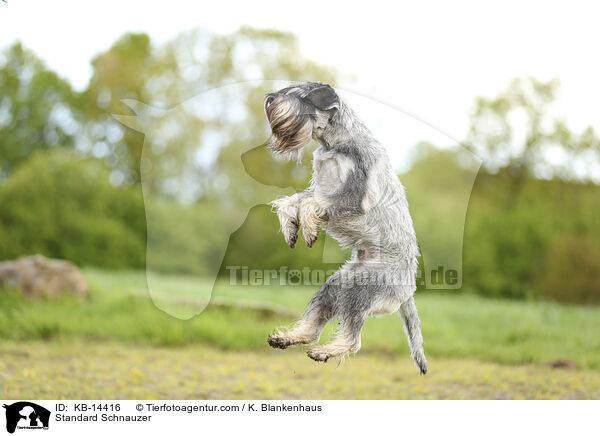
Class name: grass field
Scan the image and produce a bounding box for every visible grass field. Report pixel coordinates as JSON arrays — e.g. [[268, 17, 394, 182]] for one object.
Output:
[[2, 340, 600, 399], [1, 269, 600, 399]]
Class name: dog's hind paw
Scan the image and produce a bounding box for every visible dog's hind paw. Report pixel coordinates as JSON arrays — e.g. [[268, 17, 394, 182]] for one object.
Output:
[[306, 348, 331, 362], [307, 343, 358, 363]]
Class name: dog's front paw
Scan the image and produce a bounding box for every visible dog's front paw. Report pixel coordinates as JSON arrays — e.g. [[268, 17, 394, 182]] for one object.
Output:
[[272, 198, 300, 248], [282, 220, 299, 248], [298, 199, 326, 248], [301, 223, 319, 248]]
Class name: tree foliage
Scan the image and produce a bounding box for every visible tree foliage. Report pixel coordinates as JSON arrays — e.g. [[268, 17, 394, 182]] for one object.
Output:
[[467, 76, 600, 182], [0, 43, 83, 179], [0, 31, 598, 305], [0, 150, 146, 269], [82, 28, 336, 187]]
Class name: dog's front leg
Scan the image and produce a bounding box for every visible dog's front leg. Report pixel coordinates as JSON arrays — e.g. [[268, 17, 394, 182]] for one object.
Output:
[[270, 193, 306, 248], [298, 195, 329, 248]]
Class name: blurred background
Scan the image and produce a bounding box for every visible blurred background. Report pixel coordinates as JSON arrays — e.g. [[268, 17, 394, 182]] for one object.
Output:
[[0, 1, 599, 399]]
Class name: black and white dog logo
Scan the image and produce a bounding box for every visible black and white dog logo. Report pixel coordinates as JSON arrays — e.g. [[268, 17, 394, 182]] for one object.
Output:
[[3, 402, 50, 434]]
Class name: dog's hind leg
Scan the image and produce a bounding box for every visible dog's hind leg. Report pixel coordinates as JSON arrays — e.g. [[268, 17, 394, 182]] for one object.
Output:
[[306, 309, 366, 362], [306, 266, 376, 362], [267, 271, 339, 350], [306, 264, 405, 362]]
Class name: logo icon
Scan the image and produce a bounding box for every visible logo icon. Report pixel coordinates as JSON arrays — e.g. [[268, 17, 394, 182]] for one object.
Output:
[[2, 402, 50, 434]]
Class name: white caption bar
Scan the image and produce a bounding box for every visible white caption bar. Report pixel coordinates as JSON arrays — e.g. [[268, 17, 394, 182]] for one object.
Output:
[[0, 400, 596, 436]]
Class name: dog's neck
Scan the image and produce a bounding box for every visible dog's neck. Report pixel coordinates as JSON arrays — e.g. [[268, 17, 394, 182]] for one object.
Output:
[[317, 103, 374, 151]]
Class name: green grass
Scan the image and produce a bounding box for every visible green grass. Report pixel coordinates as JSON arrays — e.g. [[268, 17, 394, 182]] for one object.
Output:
[[1, 269, 599, 370], [1, 340, 599, 399]]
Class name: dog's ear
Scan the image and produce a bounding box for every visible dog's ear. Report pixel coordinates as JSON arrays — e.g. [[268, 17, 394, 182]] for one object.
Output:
[[305, 85, 340, 111]]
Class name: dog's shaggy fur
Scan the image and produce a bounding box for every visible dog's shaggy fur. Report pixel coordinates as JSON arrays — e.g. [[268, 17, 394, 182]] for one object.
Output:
[[265, 82, 427, 374]]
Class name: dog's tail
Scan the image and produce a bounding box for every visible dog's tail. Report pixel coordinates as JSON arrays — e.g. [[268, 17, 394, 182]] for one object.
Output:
[[399, 296, 428, 375]]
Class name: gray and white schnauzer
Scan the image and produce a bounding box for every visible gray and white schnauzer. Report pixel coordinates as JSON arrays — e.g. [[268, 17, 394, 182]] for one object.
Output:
[[264, 82, 427, 374]]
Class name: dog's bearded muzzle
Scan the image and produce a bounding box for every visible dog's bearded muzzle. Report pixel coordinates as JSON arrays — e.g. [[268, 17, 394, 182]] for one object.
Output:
[[265, 94, 313, 153]]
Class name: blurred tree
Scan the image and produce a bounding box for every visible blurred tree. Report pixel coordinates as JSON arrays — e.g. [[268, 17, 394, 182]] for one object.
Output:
[[466, 76, 600, 183], [400, 145, 600, 302], [84, 27, 337, 192], [2, 31, 600, 305], [535, 234, 600, 304], [81, 27, 339, 282], [0, 150, 146, 268], [0, 42, 83, 180], [463, 76, 600, 302], [83, 33, 153, 185]]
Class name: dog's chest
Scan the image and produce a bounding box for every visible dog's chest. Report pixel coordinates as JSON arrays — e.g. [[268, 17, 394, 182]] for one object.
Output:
[[312, 148, 354, 195]]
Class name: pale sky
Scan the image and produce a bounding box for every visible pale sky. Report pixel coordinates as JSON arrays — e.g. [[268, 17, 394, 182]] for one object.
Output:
[[1, 0, 599, 148]]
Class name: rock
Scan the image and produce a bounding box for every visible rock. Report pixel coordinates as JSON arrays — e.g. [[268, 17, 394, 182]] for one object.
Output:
[[0, 255, 88, 298]]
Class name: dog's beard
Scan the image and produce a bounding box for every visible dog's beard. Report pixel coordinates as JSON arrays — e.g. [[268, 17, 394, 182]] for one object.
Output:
[[266, 96, 313, 155]]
